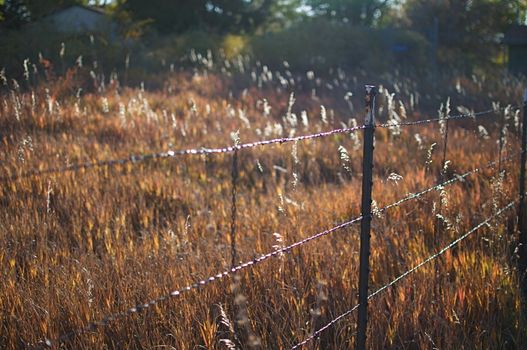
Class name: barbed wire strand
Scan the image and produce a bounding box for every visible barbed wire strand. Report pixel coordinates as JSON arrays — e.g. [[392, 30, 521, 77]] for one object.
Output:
[[33, 151, 516, 349], [291, 200, 516, 349], [4, 105, 518, 183], [2, 125, 362, 182], [377, 107, 499, 129]]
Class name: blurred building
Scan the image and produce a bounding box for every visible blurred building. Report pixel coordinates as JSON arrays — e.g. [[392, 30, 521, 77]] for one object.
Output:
[[504, 25, 527, 75]]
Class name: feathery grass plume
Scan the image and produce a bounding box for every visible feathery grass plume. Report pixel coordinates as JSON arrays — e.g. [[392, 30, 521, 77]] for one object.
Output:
[[23, 59, 30, 81], [399, 100, 407, 119], [492, 101, 501, 113], [320, 105, 328, 124], [291, 141, 300, 189], [30, 91, 36, 115], [272, 232, 284, 257], [414, 133, 423, 149], [491, 171, 505, 214], [119, 103, 126, 126], [46, 180, 54, 214], [455, 78, 463, 94], [311, 88, 318, 100], [263, 99, 271, 117], [273, 123, 283, 136], [384, 88, 401, 136], [309, 279, 328, 345], [59, 42, 65, 59], [231, 274, 260, 348], [338, 145, 352, 174], [0, 68, 7, 86], [478, 125, 490, 140], [230, 130, 241, 147], [456, 105, 475, 119], [11, 78, 20, 91], [86, 275, 94, 306], [255, 159, 264, 173], [277, 192, 286, 215], [513, 107, 520, 132], [220, 339, 237, 350], [387, 172, 403, 184], [436, 160, 451, 212], [371, 199, 384, 219], [216, 303, 238, 349], [283, 93, 297, 129], [238, 109, 251, 129], [425, 142, 437, 170], [438, 97, 451, 136], [344, 92, 354, 113], [300, 110, 309, 130], [17, 136, 33, 163], [188, 99, 198, 116], [101, 97, 110, 114], [10, 90, 21, 121], [347, 118, 361, 151], [31, 63, 38, 77]]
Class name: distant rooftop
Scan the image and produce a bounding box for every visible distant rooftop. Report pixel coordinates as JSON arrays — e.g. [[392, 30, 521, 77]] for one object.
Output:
[[503, 25, 527, 45]]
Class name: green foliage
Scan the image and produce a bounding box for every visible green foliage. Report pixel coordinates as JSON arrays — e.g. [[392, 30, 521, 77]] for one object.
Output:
[[307, 0, 397, 26], [250, 18, 429, 73], [0, 0, 30, 29], [403, 0, 527, 70], [0, 0, 90, 30], [120, 0, 273, 35]]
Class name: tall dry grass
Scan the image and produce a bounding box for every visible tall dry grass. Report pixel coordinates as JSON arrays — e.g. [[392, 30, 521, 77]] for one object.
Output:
[[1, 60, 526, 349]]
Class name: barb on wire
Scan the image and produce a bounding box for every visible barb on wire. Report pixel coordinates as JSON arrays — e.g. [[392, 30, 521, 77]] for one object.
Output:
[[291, 200, 516, 349], [2, 125, 365, 183]]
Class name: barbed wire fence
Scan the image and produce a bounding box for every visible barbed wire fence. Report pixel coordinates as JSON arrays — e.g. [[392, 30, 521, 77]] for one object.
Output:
[[2, 86, 526, 349]]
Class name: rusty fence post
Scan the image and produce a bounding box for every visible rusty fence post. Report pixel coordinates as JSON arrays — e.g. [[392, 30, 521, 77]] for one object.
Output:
[[231, 149, 239, 268], [355, 85, 376, 350]]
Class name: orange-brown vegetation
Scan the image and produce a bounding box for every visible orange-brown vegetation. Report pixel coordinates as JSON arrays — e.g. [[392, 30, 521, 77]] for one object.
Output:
[[1, 64, 526, 349]]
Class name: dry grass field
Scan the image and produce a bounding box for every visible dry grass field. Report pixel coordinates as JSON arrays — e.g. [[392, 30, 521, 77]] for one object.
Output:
[[1, 61, 526, 349]]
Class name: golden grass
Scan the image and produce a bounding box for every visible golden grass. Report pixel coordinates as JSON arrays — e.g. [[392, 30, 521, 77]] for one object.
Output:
[[1, 68, 526, 349]]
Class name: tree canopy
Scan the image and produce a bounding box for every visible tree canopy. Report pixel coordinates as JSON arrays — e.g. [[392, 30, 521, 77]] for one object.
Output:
[[307, 0, 395, 26], [120, 0, 274, 34], [402, 0, 527, 68]]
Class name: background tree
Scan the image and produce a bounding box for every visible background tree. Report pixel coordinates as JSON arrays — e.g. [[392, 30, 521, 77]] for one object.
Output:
[[120, 0, 274, 35], [0, 0, 88, 30], [0, 0, 30, 29], [307, 0, 395, 26], [403, 0, 527, 70]]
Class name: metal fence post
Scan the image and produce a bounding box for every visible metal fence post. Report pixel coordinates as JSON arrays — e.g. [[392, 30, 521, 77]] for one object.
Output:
[[231, 149, 239, 268], [356, 85, 376, 350], [519, 88, 527, 301]]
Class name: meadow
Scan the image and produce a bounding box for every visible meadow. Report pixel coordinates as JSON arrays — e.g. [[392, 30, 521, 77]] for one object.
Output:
[[1, 57, 526, 349]]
